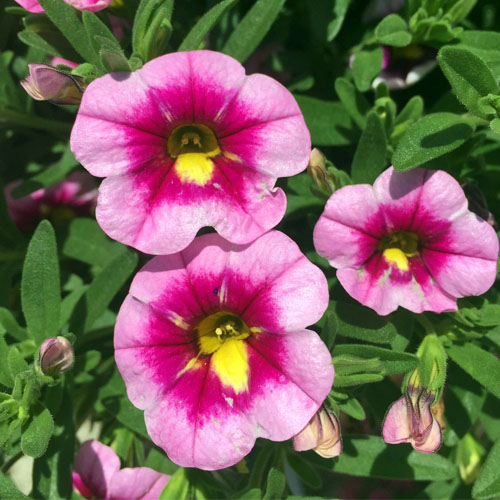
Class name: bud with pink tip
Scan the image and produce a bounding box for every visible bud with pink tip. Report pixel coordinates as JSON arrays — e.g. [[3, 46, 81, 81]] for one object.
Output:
[[39, 337, 74, 376], [293, 406, 342, 459], [21, 64, 85, 105]]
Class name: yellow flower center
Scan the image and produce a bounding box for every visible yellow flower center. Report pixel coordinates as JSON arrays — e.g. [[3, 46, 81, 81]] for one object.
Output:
[[378, 231, 419, 271], [178, 312, 251, 394], [167, 124, 221, 186]]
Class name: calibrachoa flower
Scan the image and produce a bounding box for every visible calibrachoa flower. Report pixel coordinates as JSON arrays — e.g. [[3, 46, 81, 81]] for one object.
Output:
[[293, 406, 342, 458], [382, 372, 442, 453], [313, 166, 499, 315], [14, 0, 111, 13], [5, 171, 97, 231], [114, 231, 334, 470], [72, 440, 170, 500], [38, 336, 74, 376], [71, 50, 311, 255]]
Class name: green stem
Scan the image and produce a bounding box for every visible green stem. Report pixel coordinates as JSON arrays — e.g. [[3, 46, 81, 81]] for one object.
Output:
[[0, 108, 71, 137]]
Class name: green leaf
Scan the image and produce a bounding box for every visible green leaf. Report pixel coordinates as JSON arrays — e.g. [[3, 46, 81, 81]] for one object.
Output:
[[329, 301, 397, 344], [8, 346, 29, 378], [320, 312, 337, 352], [21, 220, 61, 344], [179, 0, 239, 51], [62, 218, 124, 267], [326, 0, 351, 42], [70, 248, 137, 335], [334, 372, 384, 387], [334, 77, 371, 129], [333, 344, 418, 375], [352, 46, 383, 92], [240, 488, 262, 499], [263, 468, 285, 500], [222, 0, 286, 63], [286, 452, 322, 489], [32, 385, 74, 500], [392, 112, 475, 171], [159, 468, 190, 500], [0, 473, 30, 500], [438, 46, 499, 119], [18, 30, 66, 59], [82, 12, 130, 72], [37, 0, 97, 65], [351, 110, 387, 184], [295, 96, 357, 145], [456, 31, 500, 78], [21, 405, 54, 458], [447, 343, 500, 400], [336, 395, 366, 420], [375, 14, 412, 47], [0, 336, 14, 387], [395, 96, 424, 126], [11, 148, 78, 199], [0, 308, 28, 341], [472, 439, 500, 499], [331, 435, 457, 480]]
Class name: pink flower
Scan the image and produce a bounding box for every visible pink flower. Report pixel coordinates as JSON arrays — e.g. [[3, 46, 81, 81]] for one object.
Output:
[[382, 385, 442, 453], [293, 406, 342, 458], [70, 50, 311, 255], [72, 440, 169, 500], [47, 57, 79, 69], [39, 336, 74, 376], [313, 167, 499, 315], [15, 0, 111, 13], [114, 231, 334, 470], [5, 171, 97, 231]]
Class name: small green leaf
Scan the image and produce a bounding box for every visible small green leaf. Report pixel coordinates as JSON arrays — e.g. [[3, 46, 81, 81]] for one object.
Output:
[[263, 468, 285, 500], [0, 473, 30, 500], [333, 344, 418, 375], [222, 0, 286, 63], [490, 118, 500, 135], [472, 439, 500, 499], [395, 96, 424, 126], [438, 46, 499, 119], [7, 346, 29, 378], [352, 46, 383, 92], [37, 0, 97, 65], [447, 343, 500, 400], [159, 468, 190, 500], [295, 95, 357, 145], [21, 405, 54, 458], [336, 395, 366, 420], [392, 112, 475, 171], [334, 372, 384, 387], [179, 0, 239, 51], [332, 435, 457, 480], [0, 336, 14, 388], [334, 77, 371, 129], [326, 0, 351, 42], [351, 110, 387, 184], [375, 14, 412, 47], [0, 308, 28, 341], [329, 301, 397, 344], [21, 220, 61, 344]]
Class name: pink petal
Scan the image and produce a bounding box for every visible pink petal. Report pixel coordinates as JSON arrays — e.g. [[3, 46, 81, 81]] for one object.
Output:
[[107, 467, 169, 500], [412, 417, 442, 453], [313, 184, 385, 268], [337, 253, 457, 315], [421, 212, 498, 298], [14, 0, 44, 12], [382, 396, 410, 444], [73, 440, 120, 499], [65, 0, 111, 11]]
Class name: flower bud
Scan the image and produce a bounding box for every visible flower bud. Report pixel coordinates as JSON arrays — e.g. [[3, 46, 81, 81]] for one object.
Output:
[[39, 336, 74, 376], [307, 149, 335, 196], [293, 406, 342, 458], [21, 64, 85, 105], [457, 433, 485, 484]]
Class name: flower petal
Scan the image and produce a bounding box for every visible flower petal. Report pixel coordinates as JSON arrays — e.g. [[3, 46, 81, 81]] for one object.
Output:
[[107, 467, 169, 500], [73, 440, 120, 499], [382, 396, 410, 444], [412, 417, 442, 454]]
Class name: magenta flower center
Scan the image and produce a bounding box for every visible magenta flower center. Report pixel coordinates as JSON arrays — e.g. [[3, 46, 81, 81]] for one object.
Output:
[[378, 231, 420, 271]]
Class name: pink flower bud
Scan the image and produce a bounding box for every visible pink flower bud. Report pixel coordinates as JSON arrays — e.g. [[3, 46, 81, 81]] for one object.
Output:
[[382, 385, 442, 453], [21, 64, 85, 105], [293, 406, 342, 459], [39, 336, 74, 376]]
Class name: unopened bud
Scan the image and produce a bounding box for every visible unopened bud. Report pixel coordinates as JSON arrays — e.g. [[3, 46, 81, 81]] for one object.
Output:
[[293, 406, 342, 458], [21, 64, 85, 105], [307, 148, 335, 196], [39, 336, 74, 376]]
